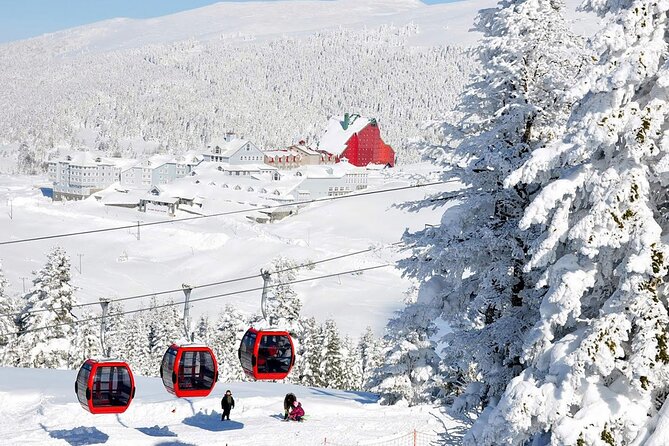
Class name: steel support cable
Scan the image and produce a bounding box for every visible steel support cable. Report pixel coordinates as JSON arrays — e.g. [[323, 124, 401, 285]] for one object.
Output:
[[3, 241, 405, 319], [1, 263, 391, 337]]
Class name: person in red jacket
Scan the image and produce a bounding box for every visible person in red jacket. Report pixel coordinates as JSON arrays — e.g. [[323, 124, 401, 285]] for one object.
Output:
[[288, 400, 305, 422]]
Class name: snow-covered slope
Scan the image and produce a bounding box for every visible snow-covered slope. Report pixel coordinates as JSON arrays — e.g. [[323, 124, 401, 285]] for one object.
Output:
[[0, 166, 455, 338], [0, 366, 460, 445], [4, 0, 598, 56], [10, 0, 494, 55], [0, 0, 599, 170]]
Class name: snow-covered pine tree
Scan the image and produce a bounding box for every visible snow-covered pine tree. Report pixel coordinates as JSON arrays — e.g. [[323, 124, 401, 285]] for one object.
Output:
[[194, 314, 211, 344], [292, 316, 321, 386], [102, 302, 126, 358], [146, 297, 182, 376], [400, 0, 584, 412], [69, 309, 100, 368], [17, 142, 40, 174], [0, 260, 17, 349], [122, 311, 152, 375], [472, 0, 669, 443], [210, 305, 248, 382], [358, 326, 385, 391], [341, 335, 363, 391], [265, 257, 302, 330], [370, 299, 443, 406], [15, 247, 77, 369], [0, 259, 8, 298], [319, 319, 346, 389]]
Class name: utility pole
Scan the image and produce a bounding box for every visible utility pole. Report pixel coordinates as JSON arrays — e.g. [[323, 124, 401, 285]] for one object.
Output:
[[7, 198, 12, 220], [136, 221, 141, 241], [19, 276, 28, 293], [76, 253, 84, 274]]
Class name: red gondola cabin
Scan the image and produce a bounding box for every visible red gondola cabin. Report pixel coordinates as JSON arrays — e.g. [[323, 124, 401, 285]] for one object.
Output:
[[75, 359, 136, 414], [238, 328, 295, 380], [159, 344, 218, 398]]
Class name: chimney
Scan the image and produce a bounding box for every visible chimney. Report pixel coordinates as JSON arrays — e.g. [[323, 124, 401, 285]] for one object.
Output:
[[342, 113, 350, 130]]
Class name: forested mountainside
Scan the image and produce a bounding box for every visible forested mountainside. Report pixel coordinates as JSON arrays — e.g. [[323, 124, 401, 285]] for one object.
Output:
[[0, 25, 474, 171]]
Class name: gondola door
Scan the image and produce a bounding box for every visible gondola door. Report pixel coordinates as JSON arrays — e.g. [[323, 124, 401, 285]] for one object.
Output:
[[239, 328, 295, 380], [75, 359, 136, 414]]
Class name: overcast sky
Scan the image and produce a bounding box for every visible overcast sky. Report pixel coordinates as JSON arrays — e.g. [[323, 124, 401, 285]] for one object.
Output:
[[0, 0, 454, 43]]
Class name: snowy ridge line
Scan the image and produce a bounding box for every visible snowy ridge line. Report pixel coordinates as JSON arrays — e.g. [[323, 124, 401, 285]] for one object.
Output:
[[0, 180, 451, 246], [5, 241, 404, 319], [0, 263, 391, 337]]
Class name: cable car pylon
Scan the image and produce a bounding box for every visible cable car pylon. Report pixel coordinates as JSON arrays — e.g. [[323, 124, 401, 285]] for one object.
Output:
[[260, 269, 272, 325], [75, 298, 136, 414], [239, 268, 296, 380], [99, 298, 111, 357], [159, 283, 219, 398], [182, 283, 193, 342]]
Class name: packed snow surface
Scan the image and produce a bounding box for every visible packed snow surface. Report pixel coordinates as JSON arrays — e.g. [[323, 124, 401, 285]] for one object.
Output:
[[0, 366, 461, 445]]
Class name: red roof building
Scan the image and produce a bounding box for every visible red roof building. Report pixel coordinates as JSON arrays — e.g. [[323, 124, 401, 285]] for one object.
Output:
[[318, 114, 395, 167]]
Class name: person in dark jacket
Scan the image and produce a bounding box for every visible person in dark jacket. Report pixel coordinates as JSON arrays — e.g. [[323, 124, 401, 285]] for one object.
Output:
[[221, 390, 235, 420], [283, 393, 296, 420]]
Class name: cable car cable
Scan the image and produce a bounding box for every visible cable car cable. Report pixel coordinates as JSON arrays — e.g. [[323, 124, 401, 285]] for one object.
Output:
[[0, 263, 391, 337], [3, 241, 404, 319]]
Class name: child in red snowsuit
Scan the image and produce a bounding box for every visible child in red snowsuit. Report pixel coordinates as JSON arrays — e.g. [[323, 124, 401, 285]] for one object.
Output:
[[288, 401, 305, 421]]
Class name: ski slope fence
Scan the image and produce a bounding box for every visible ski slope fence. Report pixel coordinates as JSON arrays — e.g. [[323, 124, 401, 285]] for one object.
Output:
[[323, 429, 442, 446]]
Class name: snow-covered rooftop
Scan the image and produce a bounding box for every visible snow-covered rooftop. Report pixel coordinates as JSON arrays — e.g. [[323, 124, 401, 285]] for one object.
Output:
[[177, 151, 203, 165], [265, 144, 321, 157], [140, 194, 179, 204], [292, 144, 321, 156], [93, 188, 145, 205], [124, 153, 202, 171], [193, 163, 277, 176], [52, 151, 136, 169], [318, 114, 373, 156], [297, 160, 367, 179], [206, 138, 253, 157], [263, 149, 298, 157], [220, 164, 277, 172]]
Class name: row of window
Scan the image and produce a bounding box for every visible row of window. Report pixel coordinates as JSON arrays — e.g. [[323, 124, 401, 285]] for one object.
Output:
[[267, 156, 299, 163], [327, 191, 349, 197]]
